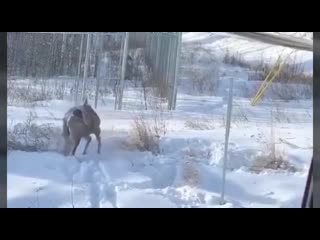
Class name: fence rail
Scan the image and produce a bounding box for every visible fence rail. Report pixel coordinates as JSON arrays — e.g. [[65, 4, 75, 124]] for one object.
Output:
[[230, 32, 313, 52]]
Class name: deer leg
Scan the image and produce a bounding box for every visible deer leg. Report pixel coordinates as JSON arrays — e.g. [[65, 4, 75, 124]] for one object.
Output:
[[95, 132, 101, 154], [72, 138, 81, 156], [63, 136, 71, 156], [83, 136, 92, 155]]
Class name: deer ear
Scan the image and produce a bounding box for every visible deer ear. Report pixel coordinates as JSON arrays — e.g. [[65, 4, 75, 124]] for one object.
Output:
[[84, 98, 88, 106]]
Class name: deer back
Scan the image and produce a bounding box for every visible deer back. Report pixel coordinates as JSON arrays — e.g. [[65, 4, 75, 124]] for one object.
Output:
[[80, 105, 101, 134]]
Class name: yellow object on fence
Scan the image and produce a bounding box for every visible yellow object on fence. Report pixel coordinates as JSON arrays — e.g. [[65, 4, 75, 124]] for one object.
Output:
[[251, 51, 295, 106]]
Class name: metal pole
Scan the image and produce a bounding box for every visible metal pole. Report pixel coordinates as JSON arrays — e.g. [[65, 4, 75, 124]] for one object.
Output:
[[230, 32, 313, 52], [168, 36, 176, 109], [118, 32, 130, 110], [171, 32, 182, 110], [75, 34, 84, 104], [301, 159, 313, 208], [78, 34, 84, 79], [60, 33, 67, 76], [94, 34, 103, 109], [165, 37, 172, 90], [81, 33, 92, 103], [155, 35, 160, 73], [115, 33, 125, 110], [220, 78, 234, 205]]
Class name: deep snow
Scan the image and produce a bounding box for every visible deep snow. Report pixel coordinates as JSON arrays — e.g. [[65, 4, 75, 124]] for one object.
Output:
[[7, 32, 313, 208]]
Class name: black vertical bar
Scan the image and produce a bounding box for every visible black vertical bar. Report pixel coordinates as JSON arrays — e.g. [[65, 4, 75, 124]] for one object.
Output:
[[313, 32, 320, 208], [0, 32, 7, 208], [302, 159, 313, 208]]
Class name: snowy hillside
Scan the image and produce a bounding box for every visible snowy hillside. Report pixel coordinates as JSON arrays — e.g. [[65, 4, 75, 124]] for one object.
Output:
[[7, 32, 313, 208], [182, 32, 313, 72]]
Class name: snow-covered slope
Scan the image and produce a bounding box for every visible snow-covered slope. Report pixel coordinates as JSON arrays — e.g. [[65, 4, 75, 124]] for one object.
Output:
[[182, 32, 313, 71]]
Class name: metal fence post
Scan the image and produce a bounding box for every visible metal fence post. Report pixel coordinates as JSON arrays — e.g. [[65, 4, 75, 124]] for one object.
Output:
[[220, 78, 234, 205]]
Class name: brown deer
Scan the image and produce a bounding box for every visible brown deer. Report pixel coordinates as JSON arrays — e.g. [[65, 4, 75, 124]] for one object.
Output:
[[63, 99, 101, 156]]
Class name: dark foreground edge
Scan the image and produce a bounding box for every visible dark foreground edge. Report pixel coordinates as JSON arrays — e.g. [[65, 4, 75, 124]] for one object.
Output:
[[313, 32, 320, 209], [0, 32, 7, 208]]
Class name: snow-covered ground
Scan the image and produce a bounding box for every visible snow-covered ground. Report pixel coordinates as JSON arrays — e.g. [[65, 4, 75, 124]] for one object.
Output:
[[7, 93, 313, 208], [7, 32, 313, 208]]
